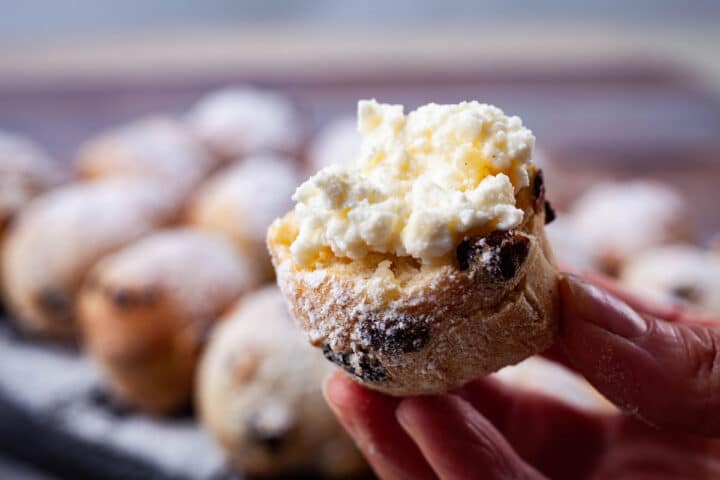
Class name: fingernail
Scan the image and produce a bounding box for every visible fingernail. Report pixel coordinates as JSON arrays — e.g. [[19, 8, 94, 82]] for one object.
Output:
[[562, 274, 648, 338]]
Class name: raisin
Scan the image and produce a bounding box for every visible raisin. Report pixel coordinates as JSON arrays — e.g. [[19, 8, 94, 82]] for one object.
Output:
[[36, 287, 72, 322], [533, 169, 545, 201], [544, 200, 556, 224], [360, 318, 429, 354], [245, 414, 290, 453], [87, 386, 133, 418], [497, 235, 530, 279], [671, 284, 702, 305], [111, 288, 133, 309], [322, 345, 389, 382], [456, 231, 530, 280], [456, 239, 473, 271]]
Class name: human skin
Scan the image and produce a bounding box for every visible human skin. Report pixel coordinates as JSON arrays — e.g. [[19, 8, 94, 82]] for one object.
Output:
[[324, 273, 720, 480]]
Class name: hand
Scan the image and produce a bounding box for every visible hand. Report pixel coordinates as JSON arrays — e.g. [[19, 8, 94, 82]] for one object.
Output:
[[323, 273, 720, 479]]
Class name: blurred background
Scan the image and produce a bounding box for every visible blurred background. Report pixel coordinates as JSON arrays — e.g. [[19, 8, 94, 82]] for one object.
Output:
[[1, 1, 720, 479]]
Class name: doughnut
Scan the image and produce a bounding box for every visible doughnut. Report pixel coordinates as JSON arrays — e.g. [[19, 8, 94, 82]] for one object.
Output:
[[307, 115, 360, 172], [187, 155, 301, 281], [197, 286, 366, 477], [620, 244, 720, 316], [0, 130, 63, 227], [79, 228, 257, 414], [187, 88, 302, 162], [545, 217, 598, 271], [493, 357, 614, 413], [75, 116, 214, 196], [568, 181, 693, 275], [268, 100, 559, 395], [2, 179, 179, 338], [0, 131, 64, 302]]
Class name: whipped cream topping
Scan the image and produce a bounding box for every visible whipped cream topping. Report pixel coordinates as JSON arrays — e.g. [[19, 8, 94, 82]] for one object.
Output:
[[288, 100, 535, 266]]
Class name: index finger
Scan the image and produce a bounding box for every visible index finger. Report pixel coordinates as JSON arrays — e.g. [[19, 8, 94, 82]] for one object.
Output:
[[562, 266, 719, 326]]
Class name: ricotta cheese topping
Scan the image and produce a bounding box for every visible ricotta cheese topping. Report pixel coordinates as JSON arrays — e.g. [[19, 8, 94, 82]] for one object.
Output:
[[289, 100, 535, 266]]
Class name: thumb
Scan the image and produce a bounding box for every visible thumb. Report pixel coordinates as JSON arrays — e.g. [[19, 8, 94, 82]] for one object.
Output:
[[559, 274, 720, 436]]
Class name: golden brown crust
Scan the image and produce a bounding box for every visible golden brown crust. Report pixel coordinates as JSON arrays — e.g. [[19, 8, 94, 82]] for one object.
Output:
[[79, 284, 202, 414], [268, 171, 559, 396], [1, 179, 180, 339], [78, 229, 255, 414]]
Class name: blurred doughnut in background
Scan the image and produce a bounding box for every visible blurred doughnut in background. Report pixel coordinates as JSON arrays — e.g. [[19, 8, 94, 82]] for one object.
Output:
[[565, 181, 695, 275], [2, 179, 180, 338], [187, 154, 302, 281], [307, 115, 360, 173], [620, 244, 720, 316], [75, 116, 215, 198], [79, 228, 258, 415], [545, 217, 599, 272], [197, 286, 367, 478], [0, 130, 64, 227], [493, 356, 615, 413], [187, 88, 303, 163], [0, 131, 64, 307]]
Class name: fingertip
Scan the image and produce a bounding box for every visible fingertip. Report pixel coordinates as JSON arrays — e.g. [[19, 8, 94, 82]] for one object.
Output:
[[395, 396, 431, 433], [323, 371, 359, 413]]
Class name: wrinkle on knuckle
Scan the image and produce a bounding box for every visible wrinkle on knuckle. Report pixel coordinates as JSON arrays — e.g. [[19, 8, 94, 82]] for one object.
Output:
[[679, 326, 720, 398]]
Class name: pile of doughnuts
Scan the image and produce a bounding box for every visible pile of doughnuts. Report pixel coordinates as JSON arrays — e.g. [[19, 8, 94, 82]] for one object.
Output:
[[2, 88, 718, 477], [543, 176, 720, 317], [0, 87, 370, 478]]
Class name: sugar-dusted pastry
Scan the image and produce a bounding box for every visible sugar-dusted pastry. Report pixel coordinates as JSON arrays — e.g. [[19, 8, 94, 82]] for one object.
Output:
[[1, 131, 64, 300], [493, 357, 614, 413], [188, 87, 302, 162], [79, 228, 257, 415], [197, 286, 367, 477], [545, 217, 598, 271], [268, 100, 559, 396], [75, 116, 214, 196], [307, 115, 360, 172], [187, 155, 301, 281], [620, 244, 720, 316], [0, 130, 64, 228], [2, 179, 179, 338], [568, 181, 693, 275]]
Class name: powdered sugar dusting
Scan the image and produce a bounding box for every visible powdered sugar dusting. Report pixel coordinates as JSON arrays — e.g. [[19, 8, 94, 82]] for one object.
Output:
[[188, 88, 302, 157], [76, 116, 213, 195], [91, 228, 258, 319], [0, 130, 64, 222], [191, 155, 301, 249]]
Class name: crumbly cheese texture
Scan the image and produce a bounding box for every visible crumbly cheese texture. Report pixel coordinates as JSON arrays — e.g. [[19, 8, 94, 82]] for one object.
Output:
[[289, 100, 535, 265]]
